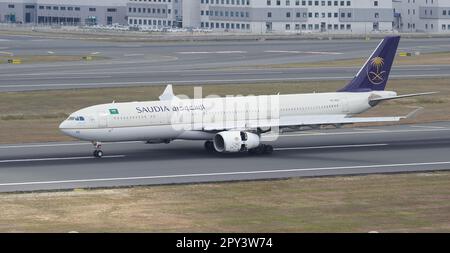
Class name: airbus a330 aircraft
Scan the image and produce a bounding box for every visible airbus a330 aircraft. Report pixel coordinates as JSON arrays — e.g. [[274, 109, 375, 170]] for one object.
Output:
[[60, 36, 435, 158]]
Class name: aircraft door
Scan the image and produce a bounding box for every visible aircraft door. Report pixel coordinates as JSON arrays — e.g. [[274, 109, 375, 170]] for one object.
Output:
[[98, 112, 108, 128], [341, 97, 350, 114]]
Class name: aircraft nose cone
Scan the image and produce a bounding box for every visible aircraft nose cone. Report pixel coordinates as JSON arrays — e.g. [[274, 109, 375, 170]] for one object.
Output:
[[59, 121, 65, 129], [59, 120, 69, 132]]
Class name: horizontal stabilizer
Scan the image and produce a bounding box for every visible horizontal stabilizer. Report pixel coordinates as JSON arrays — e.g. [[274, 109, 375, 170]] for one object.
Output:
[[369, 92, 438, 103]]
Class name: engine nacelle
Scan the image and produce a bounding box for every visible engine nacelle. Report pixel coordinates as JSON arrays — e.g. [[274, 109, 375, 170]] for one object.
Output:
[[213, 131, 260, 153]]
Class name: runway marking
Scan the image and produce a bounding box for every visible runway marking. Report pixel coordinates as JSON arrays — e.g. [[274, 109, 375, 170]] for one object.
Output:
[[265, 127, 450, 138], [0, 155, 125, 163], [0, 160, 449, 187], [0, 141, 141, 149], [1, 127, 450, 149], [409, 125, 448, 129], [1, 65, 449, 78], [123, 53, 145, 57], [0, 142, 91, 149], [352, 128, 387, 131], [0, 76, 112, 81], [3, 74, 450, 89], [264, 50, 343, 55], [184, 72, 284, 76], [177, 51, 247, 54], [274, 143, 388, 151]]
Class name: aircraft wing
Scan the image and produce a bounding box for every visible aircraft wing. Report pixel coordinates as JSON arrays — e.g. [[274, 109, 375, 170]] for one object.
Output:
[[198, 108, 422, 132]]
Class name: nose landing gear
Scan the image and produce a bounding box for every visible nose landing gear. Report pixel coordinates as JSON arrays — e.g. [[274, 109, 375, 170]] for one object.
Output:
[[92, 141, 103, 158]]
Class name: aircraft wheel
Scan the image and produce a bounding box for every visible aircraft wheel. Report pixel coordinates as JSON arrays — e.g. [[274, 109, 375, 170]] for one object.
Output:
[[249, 144, 273, 155], [93, 150, 103, 158], [204, 141, 215, 152], [263, 145, 274, 154], [249, 145, 263, 155]]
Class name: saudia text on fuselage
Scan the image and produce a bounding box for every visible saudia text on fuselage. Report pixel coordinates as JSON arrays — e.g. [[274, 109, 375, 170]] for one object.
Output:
[[135, 104, 206, 114]]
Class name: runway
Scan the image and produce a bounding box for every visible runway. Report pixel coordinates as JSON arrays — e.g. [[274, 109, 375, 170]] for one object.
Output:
[[1, 65, 449, 92], [1, 36, 450, 91], [1, 121, 450, 193]]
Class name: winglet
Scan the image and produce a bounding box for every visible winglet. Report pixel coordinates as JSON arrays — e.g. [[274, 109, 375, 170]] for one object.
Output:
[[404, 107, 423, 119], [159, 84, 178, 101]]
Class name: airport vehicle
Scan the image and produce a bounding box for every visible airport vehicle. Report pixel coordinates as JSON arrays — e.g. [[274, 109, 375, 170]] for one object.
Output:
[[59, 36, 435, 158]]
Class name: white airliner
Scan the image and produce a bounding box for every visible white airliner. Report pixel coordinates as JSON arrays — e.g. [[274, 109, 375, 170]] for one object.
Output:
[[60, 36, 435, 158]]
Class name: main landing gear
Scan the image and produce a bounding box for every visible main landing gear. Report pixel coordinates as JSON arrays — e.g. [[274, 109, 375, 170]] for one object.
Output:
[[204, 140, 215, 153], [248, 144, 273, 155], [92, 141, 103, 158]]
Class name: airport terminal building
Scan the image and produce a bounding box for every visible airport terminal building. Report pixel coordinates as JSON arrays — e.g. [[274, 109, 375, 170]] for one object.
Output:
[[182, 0, 394, 33], [393, 0, 450, 33], [0, 0, 127, 25], [2, 0, 450, 33], [127, 0, 183, 28]]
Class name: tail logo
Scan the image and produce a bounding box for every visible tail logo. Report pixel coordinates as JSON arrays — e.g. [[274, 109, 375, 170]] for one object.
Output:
[[367, 56, 386, 85]]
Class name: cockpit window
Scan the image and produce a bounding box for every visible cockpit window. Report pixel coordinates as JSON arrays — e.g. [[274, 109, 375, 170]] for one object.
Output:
[[68, 116, 85, 121]]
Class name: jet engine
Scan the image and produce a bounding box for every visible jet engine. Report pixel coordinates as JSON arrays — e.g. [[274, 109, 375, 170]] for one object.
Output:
[[213, 131, 260, 153]]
